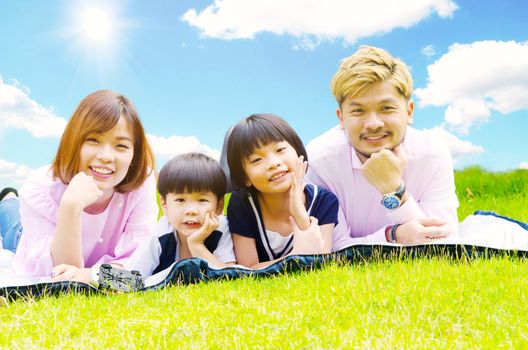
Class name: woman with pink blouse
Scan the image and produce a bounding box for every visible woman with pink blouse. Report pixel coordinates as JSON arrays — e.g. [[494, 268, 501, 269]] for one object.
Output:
[[14, 90, 158, 281]]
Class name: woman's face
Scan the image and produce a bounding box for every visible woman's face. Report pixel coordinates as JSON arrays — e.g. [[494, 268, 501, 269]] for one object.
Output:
[[78, 116, 135, 195]]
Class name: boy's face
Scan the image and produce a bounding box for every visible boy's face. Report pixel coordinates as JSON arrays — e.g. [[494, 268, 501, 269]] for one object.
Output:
[[337, 80, 413, 163], [161, 191, 224, 237]]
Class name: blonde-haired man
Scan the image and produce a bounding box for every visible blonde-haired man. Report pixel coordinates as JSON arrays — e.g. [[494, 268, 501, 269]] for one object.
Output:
[[306, 46, 459, 249]]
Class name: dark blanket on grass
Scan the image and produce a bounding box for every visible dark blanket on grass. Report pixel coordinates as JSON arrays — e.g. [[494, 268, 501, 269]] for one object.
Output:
[[2, 243, 527, 301]]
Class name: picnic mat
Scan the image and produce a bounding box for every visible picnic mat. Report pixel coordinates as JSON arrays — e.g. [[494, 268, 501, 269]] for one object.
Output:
[[1, 211, 527, 301]]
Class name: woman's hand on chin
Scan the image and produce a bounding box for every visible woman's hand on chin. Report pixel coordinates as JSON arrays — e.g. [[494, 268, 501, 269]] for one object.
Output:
[[61, 172, 103, 212]]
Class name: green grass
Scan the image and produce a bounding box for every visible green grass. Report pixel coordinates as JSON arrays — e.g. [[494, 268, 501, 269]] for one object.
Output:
[[455, 166, 528, 221], [1, 167, 527, 349]]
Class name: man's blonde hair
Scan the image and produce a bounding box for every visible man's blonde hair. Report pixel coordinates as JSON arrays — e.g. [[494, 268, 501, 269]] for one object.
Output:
[[331, 46, 413, 106]]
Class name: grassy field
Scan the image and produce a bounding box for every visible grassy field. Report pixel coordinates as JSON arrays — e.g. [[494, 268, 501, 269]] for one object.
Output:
[[1, 167, 527, 349], [455, 166, 528, 222]]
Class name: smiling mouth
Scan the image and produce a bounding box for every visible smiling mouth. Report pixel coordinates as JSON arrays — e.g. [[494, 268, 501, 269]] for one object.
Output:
[[183, 220, 200, 225], [269, 171, 288, 181], [90, 166, 114, 176], [362, 133, 389, 141]]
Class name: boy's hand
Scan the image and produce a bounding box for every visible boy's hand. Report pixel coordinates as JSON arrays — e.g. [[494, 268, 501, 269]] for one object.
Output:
[[289, 156, 310, 230], [289, 216, 324, 255], [187, 212, 219, 245]]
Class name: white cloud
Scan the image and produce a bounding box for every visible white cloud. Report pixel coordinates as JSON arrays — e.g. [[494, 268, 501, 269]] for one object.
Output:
[[0, 76, 67, 138], [415, 40, 528, 134], [423, 126, 484, 163], [292, 36, 320, 51], [0, 159, 35, 185], [182, 0, 457, 49], [519, 162, 528, 170], [421, 44, 436, 57], [147, 134, 221, 162]]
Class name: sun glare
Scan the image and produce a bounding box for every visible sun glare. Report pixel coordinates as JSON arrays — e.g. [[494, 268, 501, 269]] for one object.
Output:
[[65, 1, 125, 51], [60, 0, 135, 79], [80, 7, 114, 45]]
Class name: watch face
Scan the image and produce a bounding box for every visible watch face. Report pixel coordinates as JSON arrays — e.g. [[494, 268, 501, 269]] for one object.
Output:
[[382, 196, 401, 209]]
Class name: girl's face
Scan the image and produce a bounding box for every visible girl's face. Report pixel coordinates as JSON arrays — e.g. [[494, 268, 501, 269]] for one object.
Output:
[[243, 141, 299, 195], [78, 116, 134, 195]]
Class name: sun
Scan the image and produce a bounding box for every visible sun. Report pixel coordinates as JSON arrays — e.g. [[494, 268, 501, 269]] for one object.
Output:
[[60, 0, 132, 73], [79, 7, 114, 45]]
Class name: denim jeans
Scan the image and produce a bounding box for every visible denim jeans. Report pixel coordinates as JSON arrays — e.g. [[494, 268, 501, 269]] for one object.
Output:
[[0, 198, 23, 253]]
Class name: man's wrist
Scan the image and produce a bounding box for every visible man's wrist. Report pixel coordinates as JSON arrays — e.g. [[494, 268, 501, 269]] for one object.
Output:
[[381, 182, 406, 210], [385, 226, 392, 242], [379, 181, 402, 196], [385, 224, 401, 243], [390, 224, 401, 243]]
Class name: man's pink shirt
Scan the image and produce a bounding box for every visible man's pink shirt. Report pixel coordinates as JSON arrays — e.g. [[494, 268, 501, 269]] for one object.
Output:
[[306, 126, 459, 250], [14, 167, 158, 277]]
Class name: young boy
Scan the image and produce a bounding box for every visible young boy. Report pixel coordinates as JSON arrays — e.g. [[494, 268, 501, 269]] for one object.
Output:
[[124, 152, 235, 277]]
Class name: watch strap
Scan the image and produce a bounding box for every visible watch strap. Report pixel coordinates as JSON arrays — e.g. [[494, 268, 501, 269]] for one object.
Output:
[[392, 182, 406, 199]]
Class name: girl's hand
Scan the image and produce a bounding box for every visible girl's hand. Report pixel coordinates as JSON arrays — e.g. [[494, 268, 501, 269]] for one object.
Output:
[[289, 156, 309, 230], [188, 212, 220, 245], [61, 172, 103, 211], [289, 216, 324, 255]]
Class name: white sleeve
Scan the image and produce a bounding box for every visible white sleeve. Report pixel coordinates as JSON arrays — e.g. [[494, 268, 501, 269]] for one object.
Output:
[[154, 216, 173, 235], [123, 235, 161, 278], [212, 216, 236, 263]]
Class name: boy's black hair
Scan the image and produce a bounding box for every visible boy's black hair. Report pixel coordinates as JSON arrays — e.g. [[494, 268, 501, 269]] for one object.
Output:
[[227, 114, 308, 193], [0, 187, 18, 201], [157, 152, 227, 200]]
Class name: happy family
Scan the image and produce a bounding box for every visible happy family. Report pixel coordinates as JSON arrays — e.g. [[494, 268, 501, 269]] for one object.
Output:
[[0, 45, 480, 283]]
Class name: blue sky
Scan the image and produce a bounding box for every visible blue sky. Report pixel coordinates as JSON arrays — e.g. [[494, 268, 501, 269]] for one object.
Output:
[[1, 0, 527, 189]]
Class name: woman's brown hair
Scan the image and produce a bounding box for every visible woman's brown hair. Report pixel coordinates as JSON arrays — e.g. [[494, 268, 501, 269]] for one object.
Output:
[[51, 90, 155, 192]]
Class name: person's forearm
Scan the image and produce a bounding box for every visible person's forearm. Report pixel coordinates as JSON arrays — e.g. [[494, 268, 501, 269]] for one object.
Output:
[[248, 258, 284, 270], [51, 202, 83, 267], [291, 210, 310, 231], [320, 225, 334, 253], [188, 242, 230, 268]]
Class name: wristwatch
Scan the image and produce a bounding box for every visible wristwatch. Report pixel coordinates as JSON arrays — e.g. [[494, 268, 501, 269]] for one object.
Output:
[[381, 182, 406, 210]]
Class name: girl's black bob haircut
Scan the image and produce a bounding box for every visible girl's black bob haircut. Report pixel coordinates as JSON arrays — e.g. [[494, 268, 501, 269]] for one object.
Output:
[[157, 152, 227, 199], [227, 114, 308, 193]]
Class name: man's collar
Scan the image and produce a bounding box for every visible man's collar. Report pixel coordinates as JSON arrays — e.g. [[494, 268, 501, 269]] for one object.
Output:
[[350, 147, 364, 169]]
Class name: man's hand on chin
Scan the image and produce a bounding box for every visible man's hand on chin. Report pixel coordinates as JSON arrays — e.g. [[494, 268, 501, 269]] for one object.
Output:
[[361, 145, 407, 195]]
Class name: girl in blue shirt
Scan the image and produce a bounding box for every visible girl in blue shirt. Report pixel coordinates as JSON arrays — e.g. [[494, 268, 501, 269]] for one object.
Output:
[[226, 114, 339, 269]]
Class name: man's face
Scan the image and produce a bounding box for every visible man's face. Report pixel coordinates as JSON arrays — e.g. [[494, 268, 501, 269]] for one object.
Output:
[[337, 81, 413, 163]]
